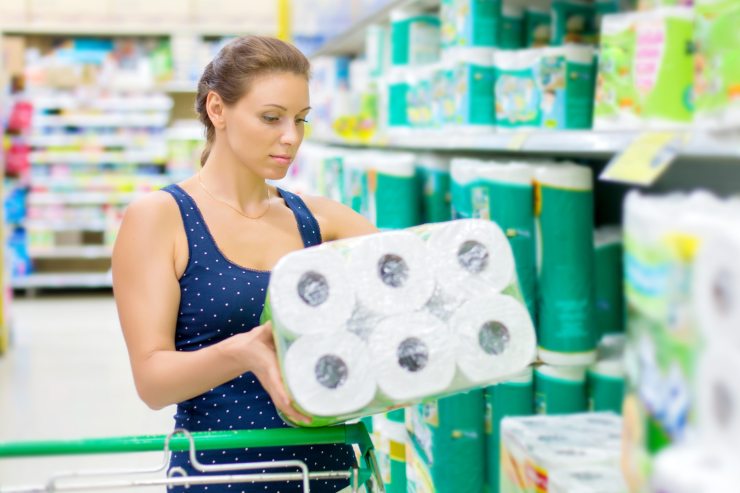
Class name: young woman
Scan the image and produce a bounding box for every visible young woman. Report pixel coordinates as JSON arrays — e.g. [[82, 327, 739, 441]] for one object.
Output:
[[112, 36, 376, 492]]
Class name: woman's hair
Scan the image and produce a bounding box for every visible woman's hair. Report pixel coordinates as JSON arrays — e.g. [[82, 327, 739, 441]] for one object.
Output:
[[195, 36, 311, 166]]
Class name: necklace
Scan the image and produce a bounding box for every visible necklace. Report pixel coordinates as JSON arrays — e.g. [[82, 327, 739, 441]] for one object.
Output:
[[197, 171, 271, 220]]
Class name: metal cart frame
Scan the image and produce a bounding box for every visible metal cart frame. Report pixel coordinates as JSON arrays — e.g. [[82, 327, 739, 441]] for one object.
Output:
[[0, 423, 384, 492]]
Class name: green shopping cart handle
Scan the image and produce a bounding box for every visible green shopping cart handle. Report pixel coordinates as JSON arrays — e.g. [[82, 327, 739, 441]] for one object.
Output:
[[0, 423, 374, 458]]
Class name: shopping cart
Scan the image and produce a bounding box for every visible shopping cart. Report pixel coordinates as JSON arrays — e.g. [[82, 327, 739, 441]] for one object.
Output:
[[0, 422, 383, 492]]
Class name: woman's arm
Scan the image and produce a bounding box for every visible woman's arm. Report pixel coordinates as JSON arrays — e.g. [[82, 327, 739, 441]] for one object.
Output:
[[112, 192, 307, 423], [302, 195, 379, 241]]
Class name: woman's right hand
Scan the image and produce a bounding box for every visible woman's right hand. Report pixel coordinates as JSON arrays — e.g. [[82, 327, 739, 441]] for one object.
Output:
[[242, 322, 312, 425]]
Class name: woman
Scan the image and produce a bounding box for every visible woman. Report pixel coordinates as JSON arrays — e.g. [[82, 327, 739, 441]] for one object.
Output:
[[112, 36, 376, 492]]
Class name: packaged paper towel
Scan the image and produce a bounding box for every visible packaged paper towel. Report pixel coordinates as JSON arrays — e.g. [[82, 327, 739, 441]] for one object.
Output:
[[451, 47, 496, 130], [524, 3, 552, 47], [538, 44, 596, 129], [372, 410, 408, 493], [594, 226, 625, 338], [495, 49, 543, 129], [263, 219, 535, 426], [651, 444, 740, 493], [500, 413, 623, 493], [594, 10, 694, 130], [695, 345, 740, 451], [694, 0, 740, 129]]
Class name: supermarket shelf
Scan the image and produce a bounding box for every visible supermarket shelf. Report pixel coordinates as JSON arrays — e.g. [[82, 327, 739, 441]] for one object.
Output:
[[11, 272, 112, 290], [28, 192, 142, 206], [309, 130, 740, 159], [30, 150, 168, 165], [31, 95, 173, 112], [32, 114, 170, 129], [29, 246, 112, 259], [0, 23, 272, 38], [161, 81, 199, 93], [311, 0, 439, 57], [24, 220, 108, 232], [24, 134, 166, 148]]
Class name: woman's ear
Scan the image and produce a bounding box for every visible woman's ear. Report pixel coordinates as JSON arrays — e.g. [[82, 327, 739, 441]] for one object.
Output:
[[206, 91, 226, 130]]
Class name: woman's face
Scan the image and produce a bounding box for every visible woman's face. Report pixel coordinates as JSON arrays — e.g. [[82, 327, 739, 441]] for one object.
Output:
[[221, 71, 310, 180]]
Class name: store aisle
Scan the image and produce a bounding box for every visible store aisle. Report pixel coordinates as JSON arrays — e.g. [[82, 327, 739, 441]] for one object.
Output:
[[0, 294, 174, 487]]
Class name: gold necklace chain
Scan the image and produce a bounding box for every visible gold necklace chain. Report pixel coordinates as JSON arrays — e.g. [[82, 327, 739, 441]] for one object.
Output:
[[197, 171, 271, 220]]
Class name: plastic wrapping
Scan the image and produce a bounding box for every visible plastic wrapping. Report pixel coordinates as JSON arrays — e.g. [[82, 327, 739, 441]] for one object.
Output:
[[261, 219, 536, 427], [500, 413, 623, 493]]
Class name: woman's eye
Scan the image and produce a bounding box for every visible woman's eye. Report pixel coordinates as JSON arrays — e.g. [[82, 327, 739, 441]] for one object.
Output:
[[296, 118, 309, 124], [262, 115, 280, 123]]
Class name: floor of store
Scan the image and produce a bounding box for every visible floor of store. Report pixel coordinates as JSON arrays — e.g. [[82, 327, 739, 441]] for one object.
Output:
[[0, 293, 174, 488]]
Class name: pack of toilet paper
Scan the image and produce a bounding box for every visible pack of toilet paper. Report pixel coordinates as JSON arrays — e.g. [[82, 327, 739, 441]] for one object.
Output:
[[621, 190, 740, 493], [500, 412, 623, 493], [261, 219, 537, 426], [651, 444, 740, 493]]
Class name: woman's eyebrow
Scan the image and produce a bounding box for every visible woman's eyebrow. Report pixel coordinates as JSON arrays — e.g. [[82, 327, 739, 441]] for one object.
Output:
[[263, 104, 312, 112]]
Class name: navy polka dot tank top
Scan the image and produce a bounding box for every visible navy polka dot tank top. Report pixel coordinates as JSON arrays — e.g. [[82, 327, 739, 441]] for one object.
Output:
[[162, 184, 355, 492]]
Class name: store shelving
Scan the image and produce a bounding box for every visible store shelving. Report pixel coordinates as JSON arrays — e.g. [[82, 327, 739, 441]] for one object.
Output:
[[11, 272, 112, 290], [28, 245, 113, 259]]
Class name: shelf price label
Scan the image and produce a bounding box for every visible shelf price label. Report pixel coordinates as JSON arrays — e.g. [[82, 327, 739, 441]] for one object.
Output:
[[600, 131, 686, 186], [506, 131, 532, 151]]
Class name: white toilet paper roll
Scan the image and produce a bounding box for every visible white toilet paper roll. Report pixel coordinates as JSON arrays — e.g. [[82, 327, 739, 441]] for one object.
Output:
[[696, 345, 740, 450], [652, 444, 739, 493], [450, 294, 536, 384], [693, 229, 740, 351], [369, 312, 457, 402], [549, 466, 627, 493], [348, 231, 436, 315], [283, 332, 376, 416], [270, 248, 355, 339], [269, 247, 355, 339], [424, 218, 516, 299]]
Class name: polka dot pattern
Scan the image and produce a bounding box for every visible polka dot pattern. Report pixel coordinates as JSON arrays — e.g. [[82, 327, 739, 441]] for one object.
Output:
[[163, 186, 352, 492]]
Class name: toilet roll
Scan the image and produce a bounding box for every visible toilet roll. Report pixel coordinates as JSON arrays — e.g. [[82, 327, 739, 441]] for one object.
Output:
[[535, 364, 588, 415], [283, 332, 376, 416], [423, 218, 516, 299], [449, 294, 537, 384], [269, 248, 355, 339], [587, 359, 625, 414], [450, 158, 483, 219], [367, 152, 421, 230], [370, 312, 456, 402], [696, 345, 740, 450], [692, 229, 740, 351], [416, 153, 451, 224], [348, 231, 435, 315]]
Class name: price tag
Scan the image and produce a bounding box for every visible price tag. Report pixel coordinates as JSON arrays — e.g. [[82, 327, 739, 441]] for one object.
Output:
[[600, 131, 685, 186], [506, 131, 532, 151]]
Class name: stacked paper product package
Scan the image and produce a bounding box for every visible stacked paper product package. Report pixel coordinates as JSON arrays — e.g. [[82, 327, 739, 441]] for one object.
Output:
[[260, 218, 537, 427], [499, 412, 627, 493], [618, 190, 740, 493]]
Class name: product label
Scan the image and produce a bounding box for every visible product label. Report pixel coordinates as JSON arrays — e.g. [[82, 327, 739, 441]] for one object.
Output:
[[495, 67, 542, 128]]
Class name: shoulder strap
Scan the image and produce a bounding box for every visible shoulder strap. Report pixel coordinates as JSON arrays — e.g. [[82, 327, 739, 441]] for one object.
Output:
[[278, 188, 323, 247]]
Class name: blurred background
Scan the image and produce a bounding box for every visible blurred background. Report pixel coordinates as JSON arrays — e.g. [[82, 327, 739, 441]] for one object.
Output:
[[1, 0, 738, 492]]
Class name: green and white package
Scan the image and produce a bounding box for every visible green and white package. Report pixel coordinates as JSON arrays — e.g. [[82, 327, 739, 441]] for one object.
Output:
[[495, 49, 543, 129], [416, 154, 452, 224], [588, 359, 626, 414], [694, 0, 740, 129], [594, 226, 625, 338], [524, 3, 552, 47], [500, 413, 622, 493], [342, 151, 369, 216], [535, 164, 596, 366], [452, 47, 497, 129], [477, 162, 537, 323], [387, 68, 411, 128], [440, 0, 457, 50], [535, 364, 588, 414], [366, 152, 421, 230], [373, 410, 408, 493], [406, 392, 485, 493], [366, 24, 391, 78], [551, 0, 598, 45], [455, 0, 501, 47], [390, 8, 441, 66], [499, 0, 524, 49], [549, 465, 629, 493], [431, 59, 457, 128], [484, 368, 534, 493], [538, 44, 596, 129], [594, 10, 694, 129], [262, 219, 536, 427], [450, 158, 482, 219]]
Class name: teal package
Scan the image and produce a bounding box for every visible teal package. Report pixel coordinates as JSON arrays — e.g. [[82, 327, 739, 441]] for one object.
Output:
[[498, 0, 524, 49], [484, 371, 534, 493], [418, 164, 452, 223], [486, 180, 537, 324], [344, 160, 369, 217], [525, 7, 552, 47], [388, 79, 411, 127], [457, 0, 501, 47], [551, 0, 598, 45], [534, 365, 588, 415], [391, 11, 441, 66], [406, 391, 486, 493], [536, 168, 596, 359], [594, 229, 625, 337], [432, 63, 456, 128], [588, 362, 625, 414], [454, 51, 496, 126], [318, 155, 345, 204], [495, 50, 543, 129], [451, 160, 480, 219], [369, 165, 422, 229], [538, 46, 596, 129]]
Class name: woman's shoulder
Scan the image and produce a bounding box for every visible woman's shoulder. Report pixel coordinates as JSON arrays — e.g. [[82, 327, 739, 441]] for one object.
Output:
[[120, 187, 184, 235], [290, 192, 378, 240]]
